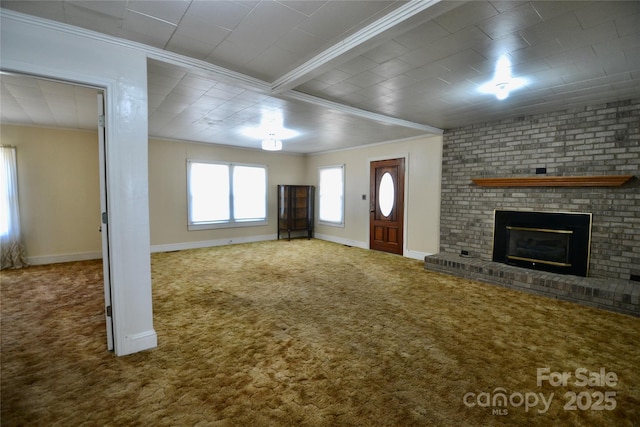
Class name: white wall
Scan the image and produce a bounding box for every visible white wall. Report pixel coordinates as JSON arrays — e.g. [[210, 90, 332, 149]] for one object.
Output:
[[148, 138, 307, 250], [305, 135, 443, 259], [1, 12, 156, 356]]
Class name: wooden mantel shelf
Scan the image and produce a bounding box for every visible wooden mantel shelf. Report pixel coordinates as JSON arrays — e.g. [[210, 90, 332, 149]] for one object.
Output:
[[472, 175, 635, 187]]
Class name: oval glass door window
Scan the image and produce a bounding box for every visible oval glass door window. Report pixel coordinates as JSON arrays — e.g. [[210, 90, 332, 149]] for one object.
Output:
[[378, 172, 395, 217]]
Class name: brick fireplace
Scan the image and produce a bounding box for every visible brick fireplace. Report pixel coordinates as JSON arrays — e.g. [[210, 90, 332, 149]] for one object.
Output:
[[425, 98, 640, 316]]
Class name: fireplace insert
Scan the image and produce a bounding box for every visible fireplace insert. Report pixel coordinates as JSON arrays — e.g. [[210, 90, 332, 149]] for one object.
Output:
[[492, 210, 592, 276]]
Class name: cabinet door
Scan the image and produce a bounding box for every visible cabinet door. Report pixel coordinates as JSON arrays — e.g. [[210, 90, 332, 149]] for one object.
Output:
[[278, 185, 288, 227], [293, 186, 309, 228]]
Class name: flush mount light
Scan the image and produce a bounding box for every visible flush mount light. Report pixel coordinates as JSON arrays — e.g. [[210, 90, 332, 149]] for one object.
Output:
[[261, 134, 282, 151], [240, 110, 300, 151], [478, 55, 527, 100]]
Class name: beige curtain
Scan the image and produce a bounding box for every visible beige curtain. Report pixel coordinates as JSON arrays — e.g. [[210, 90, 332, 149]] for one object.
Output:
[[1, 146, 27, 269]]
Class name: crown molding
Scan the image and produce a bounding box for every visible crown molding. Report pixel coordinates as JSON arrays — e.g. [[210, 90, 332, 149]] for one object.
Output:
[[286, 90, 443, 135]]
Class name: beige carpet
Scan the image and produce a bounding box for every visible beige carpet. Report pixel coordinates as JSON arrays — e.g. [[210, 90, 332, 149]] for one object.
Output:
[[2, 239, 639, 426]]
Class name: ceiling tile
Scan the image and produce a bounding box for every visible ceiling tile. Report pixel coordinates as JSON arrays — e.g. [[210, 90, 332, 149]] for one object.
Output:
[[342, 71, 387, 89], [436, 25, 493, 57], [292, 79, 331, 94], [4, 83, 43, 100], [624, 47, 640, 69], [122, 10, 177, 48], [509, 38, 565, 65], [277, 1, 326, 17], [529, 1, 580, 21], [183, 0, 252, 30], [313, 69, 352, 85], [378, 74, 422, 91], [207, 39, 268, 72], [614, 11, 640, 37], [165, 34, 219, 60], [226, 1, 306, 46], [488, 1, 528, 14], [295, 1, 397, 42], [321, 81, 362, 98], [573, 1, 640, 30], [472, 33, 530, 61], [170, 13, 231, 45], [246, 47, 304, 81], [274, 28, 322, 57], [393, 20, 450, 51], [476, 2, 543, 40], [404, 63, 451, 81], [434, 1, 499, 33], [556, 19, 618, 51], [592, 34, 640, 58], [362, 40, 410, 64], [67, 0, 127, 18], [337, 56, 379, 75], [518, 10, 582, 47], [0, 1, 65, 21], [544, 45, 596, 68], [178, 75, 217, 92], [127, 0, 190, 25], [370, 58, 414, 79], [62, 2, 123, 37], [437, 49, 487, 73]]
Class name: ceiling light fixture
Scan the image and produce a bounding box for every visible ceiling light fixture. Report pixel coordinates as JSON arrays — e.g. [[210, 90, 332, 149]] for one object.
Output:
[[241, 110, 299, 151], [478, 55, 527, 100], [261, 134, 282, 151]]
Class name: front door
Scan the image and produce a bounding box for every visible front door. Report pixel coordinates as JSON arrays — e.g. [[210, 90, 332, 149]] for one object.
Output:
[[370, 158, 405, 255]]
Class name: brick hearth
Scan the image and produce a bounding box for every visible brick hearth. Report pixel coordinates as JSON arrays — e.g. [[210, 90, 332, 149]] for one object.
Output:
[[424, 253, 639, 317]]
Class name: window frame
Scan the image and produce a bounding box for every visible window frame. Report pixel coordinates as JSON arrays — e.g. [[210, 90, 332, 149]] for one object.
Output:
[[318, 164, 345, 227], [187, 160, 268, 230]]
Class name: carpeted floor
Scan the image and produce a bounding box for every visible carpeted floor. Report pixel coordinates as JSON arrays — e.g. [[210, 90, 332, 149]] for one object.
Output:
[[1, 239, 639, 426]]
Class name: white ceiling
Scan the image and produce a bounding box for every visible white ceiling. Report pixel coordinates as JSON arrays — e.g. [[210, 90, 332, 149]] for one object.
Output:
[[1, 1, 639, 153]]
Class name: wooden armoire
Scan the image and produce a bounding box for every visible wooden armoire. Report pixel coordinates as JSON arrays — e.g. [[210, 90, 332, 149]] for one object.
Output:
[[277, 185, 314, 240]]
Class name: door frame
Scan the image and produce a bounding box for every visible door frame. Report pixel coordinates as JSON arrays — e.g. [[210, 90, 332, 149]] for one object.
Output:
[[367, 153, 409, 256], [97, 93, 115, 351], [3, 72, 115, 352]]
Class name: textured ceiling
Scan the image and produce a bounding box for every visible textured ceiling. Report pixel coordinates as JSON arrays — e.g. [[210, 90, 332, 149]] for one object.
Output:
[[1, 1, 639, 153]]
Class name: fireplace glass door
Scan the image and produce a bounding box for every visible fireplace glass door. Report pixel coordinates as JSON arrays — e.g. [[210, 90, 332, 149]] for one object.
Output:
[[493, 210, 592, 277], [506, 226, 572, 267]]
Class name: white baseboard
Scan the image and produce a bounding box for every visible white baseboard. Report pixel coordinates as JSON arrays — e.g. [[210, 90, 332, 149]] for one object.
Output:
[[27, 251, 102, 265], [117, 329, 158, 356], [314, 234, 432, 261], [405, 249, 433, 261], [150, 234, 277, 253], [313, 233, 368, 249]]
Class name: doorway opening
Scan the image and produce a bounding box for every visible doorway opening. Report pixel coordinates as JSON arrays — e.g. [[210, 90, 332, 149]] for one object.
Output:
[[0, 72, 114, 350]]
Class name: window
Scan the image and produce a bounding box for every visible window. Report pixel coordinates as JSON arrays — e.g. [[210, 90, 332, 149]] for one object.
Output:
[[188, 161, 267, 230], [0, 146, 27, 268], [318, 165, 344, 226]]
